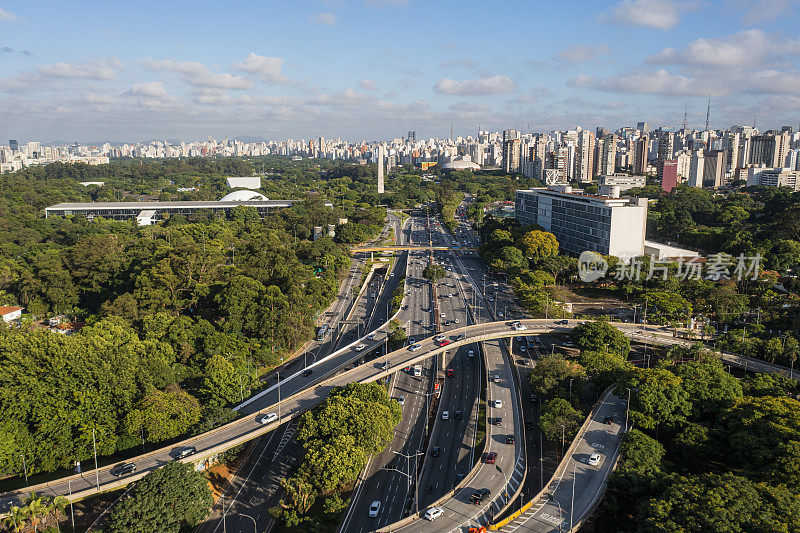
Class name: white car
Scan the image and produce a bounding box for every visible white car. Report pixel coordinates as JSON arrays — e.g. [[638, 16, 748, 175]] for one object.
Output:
[[409, 344, 422, 352], [588, 453, 602, 466], [369, 500, 381, 517], [440, 312, 446, 318], [513, 324, 528, 331], [259, 412, 278, 424], [493, 399, 503, 408], [355, 344, 367, 352], [492, 374, 500, 383], [468, 349, 475, 357], [367, 332, 376, 340], [454, 318, 460, 324], [424, 507, 444, 521], [441, 410, 450, 420], [434, 334, 446, 342], [397, 396, 405, 406]]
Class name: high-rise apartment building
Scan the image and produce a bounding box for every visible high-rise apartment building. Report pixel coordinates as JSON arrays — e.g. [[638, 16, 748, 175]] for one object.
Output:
[[704, 149, 726, 187], [575, 130, 595, 182], [661, 160, 678, 192], [689, 150, 705, 187], [502, 129, 521, 173], [377, 144, 385, 194], [633, 136, 649, 174], [636, 122, 649, 134]]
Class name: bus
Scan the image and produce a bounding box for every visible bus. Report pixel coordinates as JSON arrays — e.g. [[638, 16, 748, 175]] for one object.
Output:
[[316, 324, 330, 341]]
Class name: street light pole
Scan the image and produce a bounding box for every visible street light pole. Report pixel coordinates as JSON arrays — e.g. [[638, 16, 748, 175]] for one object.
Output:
[[68, 481, 75, 532], [92, 428, 100, 489], [20, 453, 27, 484], [625, 388, 631, 432], [277, 371, 281, 421], [569, 379, 574, 404], [570, 460, 577, 531]]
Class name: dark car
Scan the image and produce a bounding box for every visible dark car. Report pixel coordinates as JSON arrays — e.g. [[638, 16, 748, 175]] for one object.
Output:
[[301, 368, 313, 377], [506, 435, 516, 444], [454, 410, 463, 420], [110, 462, 136, 477], [494, 417, 503, 427], [484, 452, 497, 464], [529, 394, 538, 403], [431, 446, 441, 457], [469, 488, 491, 505], [603, 416, 614, 424], [555, 319, 569, 325], [176, 446, 196, 459], [525, 421, 535, 431]]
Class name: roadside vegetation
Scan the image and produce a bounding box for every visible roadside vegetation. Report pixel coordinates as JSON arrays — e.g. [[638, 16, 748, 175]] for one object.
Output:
[[270, 383, 401, 530]]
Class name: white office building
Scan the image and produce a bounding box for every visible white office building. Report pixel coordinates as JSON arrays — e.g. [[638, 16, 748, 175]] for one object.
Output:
[[515, 185, 648, 257], [746, 167, 800, 191]]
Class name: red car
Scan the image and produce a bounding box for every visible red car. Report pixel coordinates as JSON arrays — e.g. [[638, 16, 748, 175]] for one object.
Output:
[[438, 339, 451, 347], [484, 452, 497, 464], [446, 368, 455, 378]]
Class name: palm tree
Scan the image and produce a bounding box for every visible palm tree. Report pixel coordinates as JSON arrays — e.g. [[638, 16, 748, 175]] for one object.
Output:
[[1, 505, 30, 532], [45, 495, 69, 533], [24, 492, 50, 532]]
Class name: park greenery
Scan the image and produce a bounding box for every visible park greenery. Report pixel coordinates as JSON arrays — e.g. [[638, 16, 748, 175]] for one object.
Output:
[[105, 462, 213, 533], [270, 383, 401, 530], [0, 158, 391, 480], [597, 357, 800, 532], [477, 217, 571, 319]]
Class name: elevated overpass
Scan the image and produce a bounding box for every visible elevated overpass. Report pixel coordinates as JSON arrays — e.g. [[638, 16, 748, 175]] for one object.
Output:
[[1, 319, 793, 523]]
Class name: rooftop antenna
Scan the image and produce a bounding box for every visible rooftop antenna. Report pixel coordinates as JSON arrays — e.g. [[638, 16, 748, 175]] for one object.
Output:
[[682, 104, 688, 131], [705, 93, 711, 132]]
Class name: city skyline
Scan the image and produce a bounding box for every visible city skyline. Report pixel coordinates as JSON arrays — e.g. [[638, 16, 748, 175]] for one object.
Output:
[[2, 0, 800, 141]]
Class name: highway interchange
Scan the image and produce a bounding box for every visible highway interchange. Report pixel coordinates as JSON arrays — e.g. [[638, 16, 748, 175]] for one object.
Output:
[[2, 205, 796, 533]]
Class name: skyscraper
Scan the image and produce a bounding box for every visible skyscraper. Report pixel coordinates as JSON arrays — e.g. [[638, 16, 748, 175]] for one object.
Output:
[[377, 144, 385, 194], [661, 160, 678, 192], [502, 129, 521, 173], [9, 140, 19, 153], [634, 136, 649, 175], [575, 130, 594, 182]]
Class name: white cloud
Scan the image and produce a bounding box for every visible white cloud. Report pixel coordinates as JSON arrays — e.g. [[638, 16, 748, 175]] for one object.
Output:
[[742, 70, 800, 95], [0, 7, 22, 22], [555, 43, 610, 63], [144, 58, 253, 89], [648, 29, 800, 69], [434, 75, 516, 95], [575, 69, 713, 96], [124, 81, 169, 98], [231, 53, 287, 83], [604, 0, 702, 30], [38, 58, 122, 80], [359, 78, 378, 91], [313, 12, 337, 26]]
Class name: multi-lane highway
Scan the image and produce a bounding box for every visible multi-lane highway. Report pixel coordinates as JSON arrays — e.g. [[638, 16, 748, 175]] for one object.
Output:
[[341, 218, 438, 532]]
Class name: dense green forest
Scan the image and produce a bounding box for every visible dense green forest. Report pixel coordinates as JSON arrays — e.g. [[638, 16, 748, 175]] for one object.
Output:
[[597, 355, 800, 532], [0, 158, 388, 480]]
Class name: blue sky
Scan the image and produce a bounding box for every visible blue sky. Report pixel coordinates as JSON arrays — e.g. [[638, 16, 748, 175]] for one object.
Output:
[[1, 0, 799, 142]]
